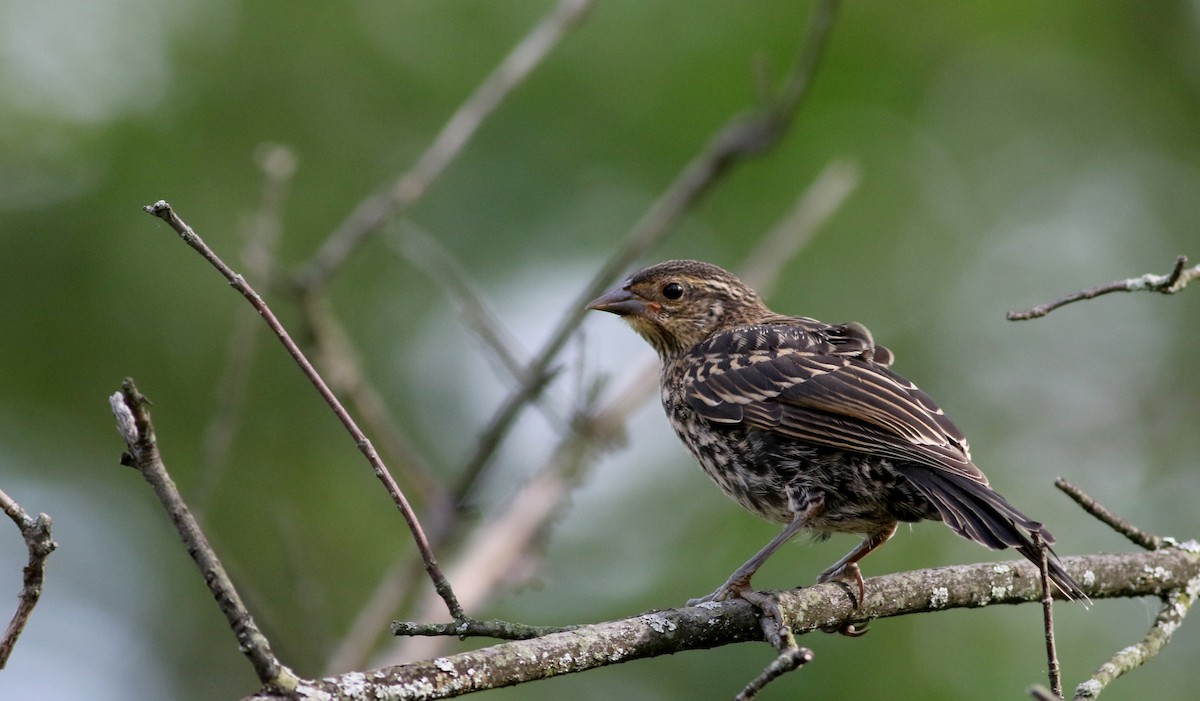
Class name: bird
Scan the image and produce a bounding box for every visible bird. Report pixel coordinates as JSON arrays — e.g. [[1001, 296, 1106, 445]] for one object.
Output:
[[587, 259, 1085, 608]]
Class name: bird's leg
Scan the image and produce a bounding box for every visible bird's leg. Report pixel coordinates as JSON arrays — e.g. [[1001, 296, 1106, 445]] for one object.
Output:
[[688, 499, 824, 606], [816, 522, 897, 607]]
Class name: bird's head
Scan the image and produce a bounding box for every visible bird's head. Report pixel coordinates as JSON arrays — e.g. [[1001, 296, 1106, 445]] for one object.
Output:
[[587, 259, 769, 359]]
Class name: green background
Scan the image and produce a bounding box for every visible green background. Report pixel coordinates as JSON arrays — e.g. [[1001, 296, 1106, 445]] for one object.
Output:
[[2, 1, 1198, 699]]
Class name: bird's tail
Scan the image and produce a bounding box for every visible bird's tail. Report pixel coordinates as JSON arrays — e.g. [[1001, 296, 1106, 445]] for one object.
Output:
[[900, 467, 1089, 602]]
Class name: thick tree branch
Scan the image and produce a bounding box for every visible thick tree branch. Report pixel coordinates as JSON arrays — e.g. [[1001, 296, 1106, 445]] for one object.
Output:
[[0, 488, 56, 669], [243, 548, 1197, 701]]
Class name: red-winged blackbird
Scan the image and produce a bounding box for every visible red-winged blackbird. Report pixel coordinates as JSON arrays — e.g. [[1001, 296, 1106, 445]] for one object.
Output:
[[588, 259, 1085, 606]]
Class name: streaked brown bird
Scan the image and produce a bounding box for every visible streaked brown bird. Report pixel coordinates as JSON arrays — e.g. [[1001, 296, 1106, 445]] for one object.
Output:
[[588, 259, 1084, 607]]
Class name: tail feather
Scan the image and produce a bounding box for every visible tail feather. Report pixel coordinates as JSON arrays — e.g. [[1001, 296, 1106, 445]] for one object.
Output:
[[900, 467, 1089, 602]]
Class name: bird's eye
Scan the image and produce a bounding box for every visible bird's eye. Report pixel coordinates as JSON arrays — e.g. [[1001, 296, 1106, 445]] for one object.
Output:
[[662, 282, 684, 300]]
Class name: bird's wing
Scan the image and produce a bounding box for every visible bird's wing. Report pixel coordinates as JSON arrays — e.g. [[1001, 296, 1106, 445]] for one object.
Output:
[[682, 320, 986, 484]]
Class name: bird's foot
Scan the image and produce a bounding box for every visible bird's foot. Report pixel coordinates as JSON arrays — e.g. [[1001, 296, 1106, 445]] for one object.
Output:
[[820, 620, 870, 637], [687, 572, 752, 606], [738, 589, 791, 650], [816, 561, 866, 608], [689, 576, 791, 650]]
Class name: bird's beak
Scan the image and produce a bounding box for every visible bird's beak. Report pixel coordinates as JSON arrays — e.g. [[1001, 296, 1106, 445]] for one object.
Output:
[[587, 285, 648, 317]]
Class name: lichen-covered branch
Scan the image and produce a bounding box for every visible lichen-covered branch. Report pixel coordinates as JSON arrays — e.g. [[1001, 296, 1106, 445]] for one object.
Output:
[[245, 548, 1197, 701], [1074, 564, 1200, 700]]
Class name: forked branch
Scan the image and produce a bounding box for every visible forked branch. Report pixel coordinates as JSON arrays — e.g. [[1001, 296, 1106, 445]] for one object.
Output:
[[0, 488, 56, 669]]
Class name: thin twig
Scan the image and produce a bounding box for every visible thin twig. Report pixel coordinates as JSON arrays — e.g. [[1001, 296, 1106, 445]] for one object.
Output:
[[0, 488, 55, 669], [1055, 478, 1163, 550], [142, 200, 463, 619], [300, 293, 446, 509], [197, 143, 297, 509], [378, 369, 650, 667], [734, 646, 813, 701], [739, 158, 859, 297], [449, 0, 844, 515], [1035, 532, 1063, 699], [1073, 573, 1200, 700], [389, 223, 571, 439], [1007, 254, 1199, 321], [392, 223, 529, 383], [109, 379, 298, 692], [295, 0, 594, 293]]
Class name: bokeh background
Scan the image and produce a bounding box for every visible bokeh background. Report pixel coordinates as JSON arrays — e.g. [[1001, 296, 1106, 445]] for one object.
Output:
[[2, 1, 1199, 699]]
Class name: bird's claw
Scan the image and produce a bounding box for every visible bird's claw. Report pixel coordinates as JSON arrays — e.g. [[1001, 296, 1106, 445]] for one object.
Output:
[[817, 561, 866, 608], [820, 620, 870, 637], [688, 573, 752, 606], [689, 582, 791, 650]]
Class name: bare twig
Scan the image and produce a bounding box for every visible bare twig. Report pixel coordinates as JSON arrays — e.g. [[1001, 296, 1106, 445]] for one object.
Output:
[[1030, 685, 1060, 701], [1073, 570, 1200, 700], [735, 646, 813, 701], [300, 293, 446, 510], [197, 143, 297, 509], [450, 0, 844, 516], [0, 488, 55, 669], [739, 158, 859, 297], [1034, 532, 1063, 699], [295, 0, 594, 293], [380, 381, 644, 666], [1007, 254, 1199, 321], [109, 379, 298, 691], [245, 549, 1196, 701], [1055, 478, 1163, 550], [390, 222, 571, 439], [392, 223, 530, 384], [142, 200, 463, 619]]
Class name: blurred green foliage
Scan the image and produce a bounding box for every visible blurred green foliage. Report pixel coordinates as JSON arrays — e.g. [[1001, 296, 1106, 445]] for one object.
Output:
[[1, 2, 1198, 699]]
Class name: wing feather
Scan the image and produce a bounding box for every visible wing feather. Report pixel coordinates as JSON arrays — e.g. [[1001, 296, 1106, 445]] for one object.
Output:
[[678, 317, 1087, 600], [683, 321, 985, 483]]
